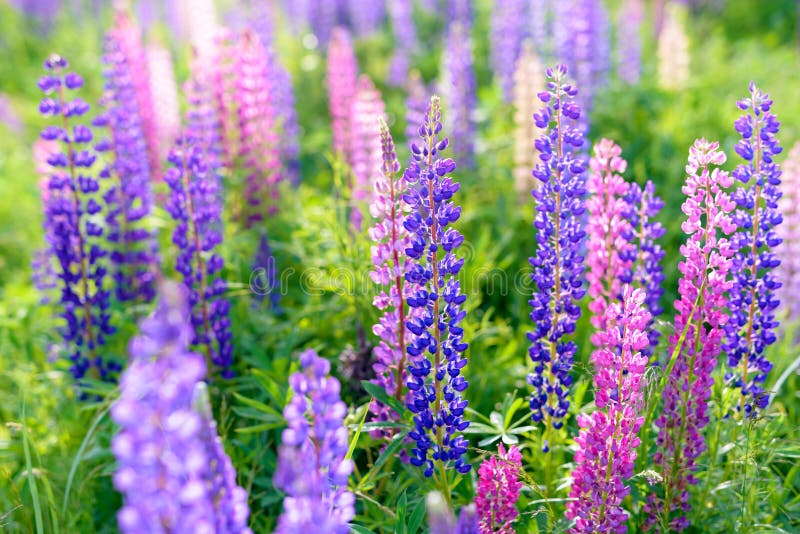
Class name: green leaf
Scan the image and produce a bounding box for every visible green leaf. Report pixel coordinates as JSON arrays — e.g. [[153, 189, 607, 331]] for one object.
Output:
[[350, 525, 376, 534], [232, 392, 282, 417], [358, 433, 407, 488], [395, 492, 407, 534], [346, 404, 369, 462], [361, 381, 406, 416], [407, 498, 426, 534]]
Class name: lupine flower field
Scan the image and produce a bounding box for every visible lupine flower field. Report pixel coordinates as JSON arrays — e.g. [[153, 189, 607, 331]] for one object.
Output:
[[2, 0, 800, 532]]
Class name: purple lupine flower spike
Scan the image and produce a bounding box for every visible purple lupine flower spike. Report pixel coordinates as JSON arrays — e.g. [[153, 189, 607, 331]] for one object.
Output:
[[347, 0, 386, 37], [274, 349, 355, 533], [327, 27, 359, 163], [403, 96, 471, 477], [38, 54, 116, 382], [724, 83, 783, 415], [617, 0, 644, 84], [112, 281, 251, 533], [645, 139, 735, 532], [566, 287, 651, 533], [441, 21, 477, 168], [527, 64, 587, 443], [350, 75, 386, 230], [387, 0, 417, 87], [405, 71, 431, 146], [777, 142, 800, 321], [164, 68, 234, 379], [95, 30, 159, 304], [490, 0, 529, 102]]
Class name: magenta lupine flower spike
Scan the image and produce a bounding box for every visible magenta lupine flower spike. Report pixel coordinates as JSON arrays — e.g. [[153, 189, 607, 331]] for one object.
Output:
[[777, 142, 800, 321], [112, 281, 251, 533], [586, 139, 634, 334], [565, 287, 651, 533], [368, 118, 419, 437], [326, 27, 359, 163], [145, 43, 181, 164], [645, 139, 735, 532], [476, 444, 523, 534], [274, 349, 355, 533], [724, 83, 783, 416], [350, 75, 386, 230]]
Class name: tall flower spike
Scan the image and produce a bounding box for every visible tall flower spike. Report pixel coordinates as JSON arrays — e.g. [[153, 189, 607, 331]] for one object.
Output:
[[369, 118, 419, 438], [32, 138, 61, 305], [164, 70, 234, 379], [586, 138, 634, 335], [724, 83, 783, 415], [566, 287, 651, 533], [656, 3, 689, 91], [527, 64, 587, 440], [145, 43, 181, 164], [347, 0, 386, 37], [387, 0, 418, 87], [350, 75, 386, 230], [490, 0, 529, 102], [621, 181, 666, 357], [95, 31, 159, 304], [266, 49, 301, 186], [777, 142, 800, 321], [645, 139, 735, 532], [441, 21, 477, 168], [476, 444, 523, 534], [403, 96, 471, 477], [406, 71, 431, 147], [617, 0, 644, 84], [327, 27, 359, 162], [38, 54, 115, 382], [274, 349, 355, 533], [512, 41, 545, 197], [111, 281, 251, 534]]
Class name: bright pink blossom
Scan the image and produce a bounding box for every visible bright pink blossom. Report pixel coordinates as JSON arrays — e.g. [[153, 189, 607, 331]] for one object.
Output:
[[350, 75, 385, 230], [476, 444, 523, 534], [326, 28, 359, 162]]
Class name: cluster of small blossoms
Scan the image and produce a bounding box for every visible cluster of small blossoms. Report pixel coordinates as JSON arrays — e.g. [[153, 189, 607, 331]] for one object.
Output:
[[490, 0, 529, 102], [209, 30, 240, 167], [586, 139, 635, 335], [475, 444, 523, 534], [403, 96, 471, 476], [512, 40, 544, 197], [164, 71, 233, 378], [656, 3, 689, 91], [274, 349, 355, 533], [645, 139, 735, 532], [441, 21, 477, 168], [326, 27, 359, 162], [621, 181, 666, 357], [777, 142, 800, 320], [616, 0, 644, 84], [144, 43, 181, 163], [38, 55, 116, 381], [32, 138, 61, 304], [566, 287, 651, 533], [406, 71, 432, 146], [95, 30, 158, 304], [528, 64, 587, 439], [368, 119, 419, 437], [350, 75, 386, 230], [387, 0, 417, 86], [724, 83, 783, 415], [111, 281, 251, 534]]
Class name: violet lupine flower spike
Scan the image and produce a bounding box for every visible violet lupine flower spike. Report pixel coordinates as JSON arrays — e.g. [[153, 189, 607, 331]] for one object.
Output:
[[490, 0, 529, 102], [387, 0, 418, 86], [406, 71, 431, 147], [586, 139, 634, 335], [326, 28, 359, 164], [527, 64, 587, 444], [95, 32, 159, 304], [350, 75, 386, 230], [566, 287, 651, 533], [164, 72, 234, 379], [441, 21, 477, 168], [777, 142, 800, 321], [404, 96, 471, 477], [274, 349, 355, 533], [617, 0, 644, 84], [369, 118, 418, 437], [621, 181, 666, 358], [645, 139, 735, 532], [38, 54, 116, 382], [724, 83, 783, 416], [111, 281, 251, 534], [476, 444, 524, 534]]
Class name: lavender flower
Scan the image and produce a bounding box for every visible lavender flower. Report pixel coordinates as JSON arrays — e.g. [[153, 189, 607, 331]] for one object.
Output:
[[274, 349, 355, 533], [566, 287, 651, 533], [617, 0, 644, 84], [441, 21, 477, 168], [490, 0, 529, 102], [267, 50, 301, 186], [112, 281, 251, 533], [645, 139, 735, 532], [95, 31, 158, 304], [529, 0, 554, 61], [527, 64, 587, 439], [405, 71, 431, 147], [38, 54, 115, 381], [164, 71, 233, 379], [724, 83, 783, 415], [350, 75, 386, 230], [347, 0, 386, 37], [251, 231, 281, 311], [403, 96, 471, 477], [387, 0, 417, 86], [777, 142, 800, 321]]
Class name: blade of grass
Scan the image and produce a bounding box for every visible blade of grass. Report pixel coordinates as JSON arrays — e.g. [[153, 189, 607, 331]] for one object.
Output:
[[62, 404, 109, 518], [21, 400, 44, 534]]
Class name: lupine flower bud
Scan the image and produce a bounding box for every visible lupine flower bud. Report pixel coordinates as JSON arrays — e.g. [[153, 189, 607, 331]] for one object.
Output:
[[512, 41, 545, 197], [566, 287, 651, 533], [441, 21, 477, 168], [724, 83, 783, 415], [274, 349, 355, 533], [37, 54, 116, 382], [404, 96, 471, 476], [777, 142, 800, 321], [528, 64, 587, 438], [111, 281, 251, 534], [476, 444, 523, 533], [490, 0, 529, 102], [327, 28, 359, 162], [657, 3, 689, 90], [645, 139, 735, 532], [350, 75, 386, 230]]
